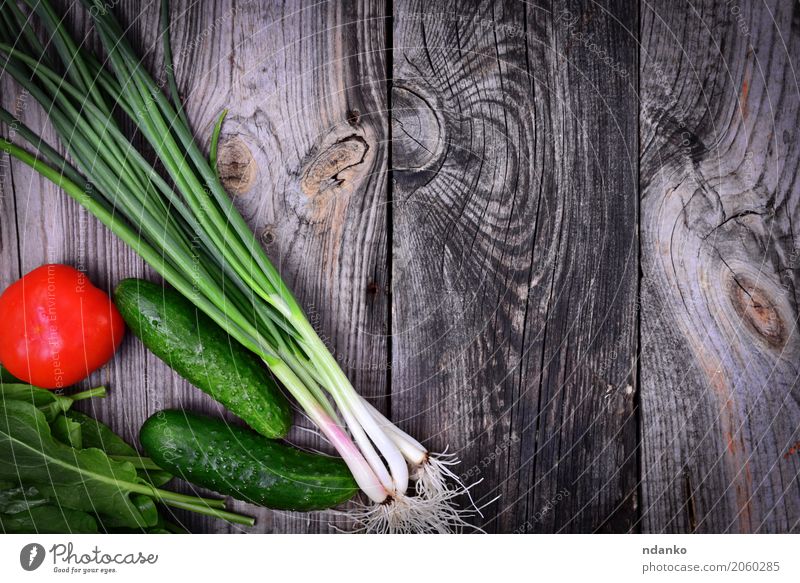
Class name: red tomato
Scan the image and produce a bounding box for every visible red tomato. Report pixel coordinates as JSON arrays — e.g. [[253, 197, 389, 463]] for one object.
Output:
[[0, 264, 125, 389]]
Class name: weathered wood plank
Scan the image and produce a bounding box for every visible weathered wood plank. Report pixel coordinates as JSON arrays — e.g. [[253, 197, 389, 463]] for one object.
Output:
[[640, 0, 800, 533], [1, 0, 190, 531], [6, 0, 797, 535], [391, 0, 639, 533], [0, 3, 155, 458], [2, 0, 389, 533], [139, 0, 391, 533]]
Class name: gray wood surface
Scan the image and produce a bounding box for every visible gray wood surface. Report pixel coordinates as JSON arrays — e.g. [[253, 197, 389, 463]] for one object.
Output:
[[391, 0, 638, 533], [0, 0, 798, 533], [640, 0, 800, 533]]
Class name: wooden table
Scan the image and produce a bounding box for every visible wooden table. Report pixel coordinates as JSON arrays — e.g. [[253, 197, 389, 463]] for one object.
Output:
[[1, 0, 798, 534]]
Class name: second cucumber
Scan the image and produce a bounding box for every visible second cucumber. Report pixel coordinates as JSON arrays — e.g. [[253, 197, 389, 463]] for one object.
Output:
[[114, 279, 292, 438], [140, 410, 358, 511]]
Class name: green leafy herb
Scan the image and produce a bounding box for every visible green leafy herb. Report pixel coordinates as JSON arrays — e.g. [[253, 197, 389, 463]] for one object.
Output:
[[1, 399, 156, 527], [66, 410, 172, 486], [51, 414, 83, 448], [1, 505, 99, 534], [0, 484, 49, 514], [0, 383, 107, 422], [0, 399, 252, 528]]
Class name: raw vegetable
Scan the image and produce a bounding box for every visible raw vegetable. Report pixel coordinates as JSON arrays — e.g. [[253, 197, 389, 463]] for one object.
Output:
[[0, 264, 125, 388], [0, 399, 250, 527], [1, 505, 99, 534], [140, 410, 358, 511], [0, 382, 105, 422], [0, 382, 253, 532], [66, 410, 173, 487], [0, 482, 100, 533], [51, 413, 83, 448], [114, 278, 291, 439], [0, 483, 50, 514], [0, 0, 475, 531]]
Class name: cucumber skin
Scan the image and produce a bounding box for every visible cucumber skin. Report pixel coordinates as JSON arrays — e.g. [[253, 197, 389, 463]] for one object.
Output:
[[140, 410, 358, 511], [114, 279, 292, 439]]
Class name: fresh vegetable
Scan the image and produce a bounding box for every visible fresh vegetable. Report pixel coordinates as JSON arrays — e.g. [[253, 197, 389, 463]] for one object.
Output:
[[0, 0, 474, 531], [0, 382, 105, 422], [0, 481, 100, 533], [0, 264, 125, 389], [0, 382, 253, 532], [140, 410, 358, 511], [1, 504, 100, 534], [66, 410, 173, 487], [114, 278, 291, 439]]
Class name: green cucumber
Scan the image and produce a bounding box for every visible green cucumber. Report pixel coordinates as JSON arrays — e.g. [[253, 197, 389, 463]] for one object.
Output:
[[139, 410, 358, 511], [114, 279, 291, 438]]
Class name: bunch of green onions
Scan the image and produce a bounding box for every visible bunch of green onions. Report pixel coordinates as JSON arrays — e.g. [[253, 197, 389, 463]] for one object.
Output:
[[0, 0, 477, 531]]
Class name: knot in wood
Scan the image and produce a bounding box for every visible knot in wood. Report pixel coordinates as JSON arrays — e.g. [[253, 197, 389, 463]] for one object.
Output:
[[300, 135, 369, 196], [260, 225, 276, 246], [728, 275, 787, 349], [216, 137, 257, 195], [391, 82, 443, 170]]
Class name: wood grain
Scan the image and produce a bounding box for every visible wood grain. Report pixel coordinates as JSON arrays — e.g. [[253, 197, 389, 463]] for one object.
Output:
[[390, 0, 639, 533], [157, 0, 391, 533], [2, 0, 389, 534], [640, 0, 800, 533], [2, 0, 798, 534], [0, 0, 157, 512]]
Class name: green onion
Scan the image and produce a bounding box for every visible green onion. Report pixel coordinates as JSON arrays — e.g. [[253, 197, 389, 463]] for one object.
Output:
[[0, 0, 476, 532]]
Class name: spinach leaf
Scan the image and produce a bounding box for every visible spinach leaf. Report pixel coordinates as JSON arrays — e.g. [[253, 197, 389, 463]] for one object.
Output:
[[0, 483, 98, 533], [0, 399, 155, 528], [0, 383, 106, 422], [66, 411, 172, 486], [0, 485, 49, 514], [0, 383, 74, 421], [51, 414, 83, 449], [0, 387, 248, 530], [65, 410, 136, 456], [1, 505, 98, 534], [97, 494, 159, 531]]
